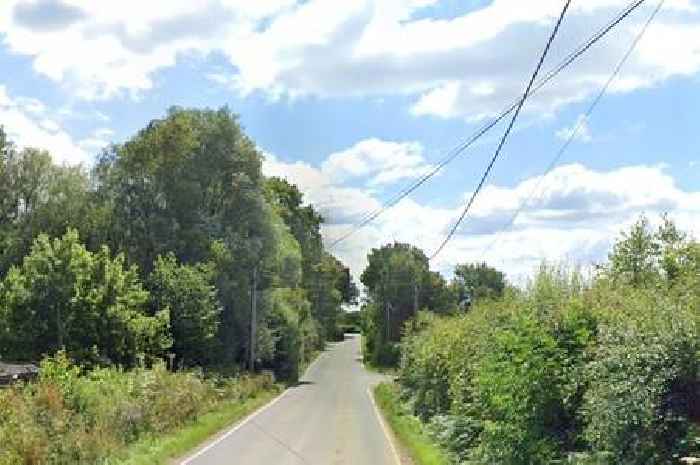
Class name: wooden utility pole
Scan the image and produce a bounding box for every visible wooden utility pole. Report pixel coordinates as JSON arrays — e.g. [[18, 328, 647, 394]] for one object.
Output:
[[385, 302, 390, 340], [386, 302, 394, 341], [413, 281, 419, 316], [249, 265, 258, 371], [56, 304, 64, 349]]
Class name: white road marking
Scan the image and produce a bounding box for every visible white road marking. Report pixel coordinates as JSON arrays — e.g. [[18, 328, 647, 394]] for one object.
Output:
[[367, 386, 402, 465], [180, 352, 327, 465]]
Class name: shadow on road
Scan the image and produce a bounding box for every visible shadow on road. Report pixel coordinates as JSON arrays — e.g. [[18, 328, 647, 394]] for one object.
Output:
[[290, 380, 315, 388]]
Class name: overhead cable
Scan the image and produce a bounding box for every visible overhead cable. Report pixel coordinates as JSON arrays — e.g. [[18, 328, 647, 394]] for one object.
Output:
[[429, 0, 573, 261]]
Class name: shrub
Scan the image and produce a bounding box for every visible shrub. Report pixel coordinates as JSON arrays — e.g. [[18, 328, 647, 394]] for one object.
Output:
[[470, 311, 566, 465], [0, 353, 275, 465], [581, 300, 699, 464], [397, 262, 699, 465]]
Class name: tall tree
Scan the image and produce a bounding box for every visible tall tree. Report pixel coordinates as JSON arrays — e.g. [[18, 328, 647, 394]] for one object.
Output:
[[453, 262, 506, 305], [0, 147, 94, 275], [361, 242, 455, 365], [265, 177, 356, 342], [96, 107, 277, 364], [608, 215, 659, 287]]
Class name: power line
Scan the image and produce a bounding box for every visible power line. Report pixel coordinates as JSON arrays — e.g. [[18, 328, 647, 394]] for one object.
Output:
[[328, 0, 649, 249], [429, 0, 572, 261], [480, 0, 665, 261]]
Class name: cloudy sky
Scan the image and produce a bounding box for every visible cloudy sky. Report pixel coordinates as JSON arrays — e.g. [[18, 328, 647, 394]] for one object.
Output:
[[1, 0, 699, 281]]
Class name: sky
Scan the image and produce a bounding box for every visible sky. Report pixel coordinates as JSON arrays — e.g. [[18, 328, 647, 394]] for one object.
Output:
[[1, 0, 699, 283]]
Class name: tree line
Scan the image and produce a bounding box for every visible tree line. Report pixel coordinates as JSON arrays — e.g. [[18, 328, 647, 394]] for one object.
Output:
[[360, 242, 506, 366], [0, 107, 356, 381]]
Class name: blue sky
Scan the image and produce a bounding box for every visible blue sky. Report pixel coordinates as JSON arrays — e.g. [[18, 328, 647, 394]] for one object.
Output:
[[1, 0, 699, 280]]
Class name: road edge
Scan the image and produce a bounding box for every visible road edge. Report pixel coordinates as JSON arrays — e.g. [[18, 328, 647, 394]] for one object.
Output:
[[179, 351, 327, 465], [367, 385, 404, 465]]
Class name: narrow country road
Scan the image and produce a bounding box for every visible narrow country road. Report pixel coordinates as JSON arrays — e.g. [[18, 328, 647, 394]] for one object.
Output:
[[182, 334, 398, 465]]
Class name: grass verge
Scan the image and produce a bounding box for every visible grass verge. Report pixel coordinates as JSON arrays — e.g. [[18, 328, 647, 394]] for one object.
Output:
[[374, 382, 452, 465], [114, 387, 281, 465]]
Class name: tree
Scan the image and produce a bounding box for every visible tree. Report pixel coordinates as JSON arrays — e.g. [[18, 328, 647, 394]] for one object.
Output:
[[0, 147, 54, 273], [453, 262, 506, 306], [0, 229, 169, 365], [607, 214, 700, 289], [265, 177, 357, 342], [96, 107, 278, 365], [148, 254, 221, 366], [361, 242, 456, 365], [0, 146, 94, 275], [608, 215, 659, 287]]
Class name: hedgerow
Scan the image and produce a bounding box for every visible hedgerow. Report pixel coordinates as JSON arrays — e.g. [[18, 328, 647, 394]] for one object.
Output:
[[398, 220, 700, 465]]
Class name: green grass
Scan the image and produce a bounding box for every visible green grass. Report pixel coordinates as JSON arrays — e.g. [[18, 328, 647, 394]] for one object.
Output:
[[364, 360, 398, 376], [113, 387, 281, 465], [374, 382, 452, 465]]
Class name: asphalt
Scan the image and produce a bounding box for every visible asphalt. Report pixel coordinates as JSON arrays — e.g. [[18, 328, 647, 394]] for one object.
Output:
[[182, 334, 398, 465]]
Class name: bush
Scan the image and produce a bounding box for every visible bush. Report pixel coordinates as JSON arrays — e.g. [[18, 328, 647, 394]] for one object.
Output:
[[581, 298, 699, 464], [0, 352, 275, 465], [397, 262, 699, 465]]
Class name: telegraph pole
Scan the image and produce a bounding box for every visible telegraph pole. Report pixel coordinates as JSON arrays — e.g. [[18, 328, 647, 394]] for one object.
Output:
[[385, 302, 390, 341], [386, 302, 394, 341], [413, 281, 419, 316], [249, 265, 258, 371]]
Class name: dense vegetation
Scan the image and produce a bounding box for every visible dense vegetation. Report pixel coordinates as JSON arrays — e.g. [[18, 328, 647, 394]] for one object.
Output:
[[0, 352, 277, 465], [0, 108, 355, 464], [361, 242, 505, 366], [374, 382, 452, 465], [0, 107, 355, 376], [389, 216, 699, 464]]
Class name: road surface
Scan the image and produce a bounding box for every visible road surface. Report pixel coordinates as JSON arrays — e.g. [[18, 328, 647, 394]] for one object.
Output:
[[183, 334, 398, 465]]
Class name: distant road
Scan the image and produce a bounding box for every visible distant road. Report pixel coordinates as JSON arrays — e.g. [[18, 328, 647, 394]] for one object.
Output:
[[183, 334, 398, 465]]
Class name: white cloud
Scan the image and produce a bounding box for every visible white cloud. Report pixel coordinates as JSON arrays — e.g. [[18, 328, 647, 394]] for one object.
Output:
[[262, 151, 382, 226], [217, 0, 700, 119], [0, 85, 89, 164], [264, 141, 700, 282], [1, 0, 699, 119], [0, 0, 297, 99], [321, 138, 433, 186], [556, 114, 593, 143]]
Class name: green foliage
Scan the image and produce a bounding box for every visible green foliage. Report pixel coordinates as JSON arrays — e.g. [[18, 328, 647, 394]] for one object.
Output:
[[606, 213, 700, 289], [471, 311, 565, 465], [148, 254, 221, 366], [453, 261, 506, 304], [361, 242, 456, 367], [264, 289, 304, 383], [608, 215, 660, 287], [1, 108, 353, 375], [581, 299, 698, 464], [0, 352, 276, 465], [0, 146, 95, 275], [0, 229, 169, 365], [374, 382, 453, 465], [338, 310, 362, 334], [397, 218, 699, 464]]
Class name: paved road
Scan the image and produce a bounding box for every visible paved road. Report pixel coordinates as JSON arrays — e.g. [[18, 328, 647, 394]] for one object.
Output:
[[183, 334, 397, 465]]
